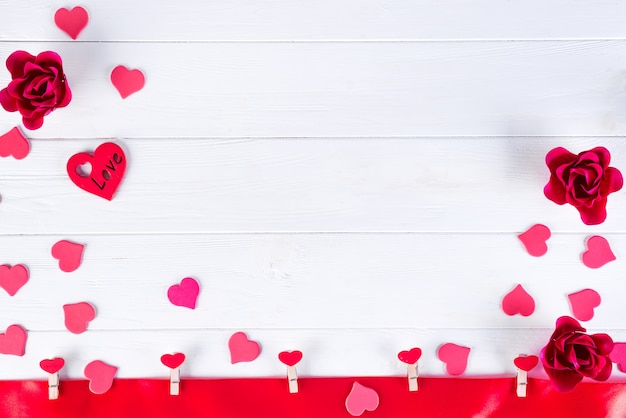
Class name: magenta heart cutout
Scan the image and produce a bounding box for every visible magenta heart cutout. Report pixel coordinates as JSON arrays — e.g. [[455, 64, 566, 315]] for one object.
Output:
[[40, 358, 65, 374], [437, 343, 470, 375], [345, 382, 379, 416], [609, 342, 626, 372], [167, 277, 200, 309], [51, 240, 85, 272], [161, 353, 185, 369], [0, 264, 29, 296], [582, 236, 616, 269], [110, 66, 145, 99], [501, 284, 535, 317], [517, 224, 551, 257], [568, 289, 601, 321], [228, 332, 261, 364], [397, 347, 422, 364], [0, 127, 30, 160], [84, 360, 117, 394], [514, 355, 539, 372], [54, 7, 89, 40], [63, 302, 96, 334], [0, 324, 27, 356]]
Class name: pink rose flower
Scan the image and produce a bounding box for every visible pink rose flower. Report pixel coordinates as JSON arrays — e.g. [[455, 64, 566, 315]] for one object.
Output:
[[0, 51, 72, 130], [540, 316, 613, 392], [544, 146, 622, 225]]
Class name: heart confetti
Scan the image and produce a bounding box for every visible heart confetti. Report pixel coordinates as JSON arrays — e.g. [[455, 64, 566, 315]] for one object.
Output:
[[0, 264, 29, 296], [437, 343, 470, 376], [161, 353, 186, 369], [51, 240, 85, 272], [609, 342, 626, 373], [228, 332, 261, 364], [278, 350, 303, 367], [167, 277, 200, 309], [111, 66, 145, 99], [84, 360, 117, 394], [501, 284, 535, 317], [514, 355, 539, 372], [568, 289, 601, 321], [63, 302, 96, 334], [345, 382, 379, 416], [0, 324, 27, 356], [0, 127, 30, 160], [517, 224, 551, 257], [67, 142, 127, 201], [54, 6, 89, 40], [582, 236, 616, 269], [40, 358, 65, 374], [397, 347, 422, 365]]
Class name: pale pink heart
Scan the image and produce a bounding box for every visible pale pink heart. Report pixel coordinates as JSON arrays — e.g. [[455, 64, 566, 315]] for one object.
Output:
[[0, 127, 30, 160], [0, 264, 29, 296], [345, 382, 379, 416], [167, 277, 200, 309], [568, 289, 601, 321], [517, 224, 551, 257], [110, 66, 145, 99], [609, 342, 626, 373], [437, 343, 471, 376], [0, 324, 27, 356], [51, 240, 85, 272], [582, 236, 616, 269], [228, 332, 261, 364], [84, 360, 117, 394], [63, 302, 96, 334], [54, 7, 89, 40], [501, 284, 535, 317]]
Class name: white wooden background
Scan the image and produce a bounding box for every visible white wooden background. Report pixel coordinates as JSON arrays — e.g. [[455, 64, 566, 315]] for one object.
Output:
[[1, 0, 626, 381]]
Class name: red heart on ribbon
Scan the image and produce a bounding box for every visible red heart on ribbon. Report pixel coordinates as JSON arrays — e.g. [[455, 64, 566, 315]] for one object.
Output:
[[278, 350, 302, 366], [397, 347, 422, 365], [67, 142, 126, 201], [40, 358, 65, 374], [514, 355, 539, 372], [161, 353, 185, 369]]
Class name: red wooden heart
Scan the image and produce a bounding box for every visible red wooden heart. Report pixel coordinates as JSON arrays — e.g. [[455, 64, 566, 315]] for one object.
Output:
[[40, 358, 65, 374], [397, 347, 422, 364], [67, 142, 126, 201], [278, 350, 302, 366], [514, 355, 539, 372], [161, 353, 185, 369]]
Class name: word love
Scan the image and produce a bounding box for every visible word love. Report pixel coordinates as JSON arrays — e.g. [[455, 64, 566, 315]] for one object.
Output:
[[67, 143, 127, 200]]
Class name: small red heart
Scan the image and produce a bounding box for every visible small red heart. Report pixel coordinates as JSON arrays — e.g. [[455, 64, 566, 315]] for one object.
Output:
[[568, 289, 601, 321], [161, 353, 185, 369], [397, 347, 422, 364], [582, 236, 616, 269], [111, 66, 145, 99], [514, 355, 539, 372], [278, 350, 302, 366], [517, 224, 551, 257], [67, 142, 127, 201], [501, 284, 535, 317], [0, 127, 30, 160], [0, 264, 29, 296], [437, 343, 470, 376], [54, 7, 89, 40], [228, 332, 261, 364], [63, 302, 96, 334], [51, 240, 84, 273], [40, 358, 65, 374], [0, 324, 27, 356]]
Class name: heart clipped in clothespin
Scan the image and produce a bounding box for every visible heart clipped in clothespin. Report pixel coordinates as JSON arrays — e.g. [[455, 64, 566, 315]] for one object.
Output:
[[161, 352, 185, 395], [40, 357, 65, 400], [278, 350, 302, 393], [398, 347, 422, 392], [514, 355, 538, 397]]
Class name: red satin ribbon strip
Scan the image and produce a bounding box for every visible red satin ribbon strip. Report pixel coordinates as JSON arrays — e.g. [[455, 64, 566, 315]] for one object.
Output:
[[1, 377, 623, 418]]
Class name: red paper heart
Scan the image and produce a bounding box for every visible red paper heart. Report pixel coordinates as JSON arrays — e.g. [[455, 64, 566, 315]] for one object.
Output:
[[517, 224, 551, 257], [63, 302, 96, 334], [0, 127, 30, 160], [111, 66, 145, 99], [0, 264, 29, 296], [514, 355, 539, 372], [167, 277, 200, 309], [51, 240, 85, 272], [609, 342, 626, 373], [437, 343, 470, 376], [568, 289, 601, 321], [582, 236, 616, 269], [501, 284, 535, 317], [54, 7, 89, 40], [67, 142, 127, 201], [84, 360, 117, 394], [228, 332, 261, 364], [278, 350, 302, 366], [0, 324, 27, 356], [40, 358, 65, 374], [161, 353, 185, 369], [397, 347, 422, 365]]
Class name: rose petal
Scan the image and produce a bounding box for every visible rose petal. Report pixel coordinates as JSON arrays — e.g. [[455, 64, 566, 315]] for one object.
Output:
[[34, 51, 63, 70], [0, 88, 18, 112], [591, 333, 614, 355], [589, 146, 611, 168], [578, 200, 607, 225], [595, 359, 613, 381], [22, 113, 44, 130], [6, 51, 35, 78], [546, 147, 577, 172], [603, 167, 624, 194], [545, 368, 584, 392], [556, 316, 585, 335]]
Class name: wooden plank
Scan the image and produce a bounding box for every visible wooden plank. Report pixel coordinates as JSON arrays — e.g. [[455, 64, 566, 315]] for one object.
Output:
[[1, 41, 626, 138], [1, 0, 626, 41]]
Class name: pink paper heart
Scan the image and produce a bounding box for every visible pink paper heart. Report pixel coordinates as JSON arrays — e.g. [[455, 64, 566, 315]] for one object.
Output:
[[514, 355, 539, 372], [568, 289, 601, 321], [517, 224, 551, 257], [111, 66, 145, 99], [0, 127, 29, 160], [0, 324, 27, 356], [51, 240, 85, 272], [437, 343, 470, 376], [84, 360, 117, 394], [345, 382, 379, 416], [501, 284, 535, 317], [167, 277, 200, 309], [40, 358, 65, 374], [609, 342, 626, 373], [397, 347, 422, 365], [278, 350, 302, 367], [228, 332, 261, 364], [63, 302, 96, 334], [54, 7, 89, 40], [0, 264, 29, 296], [582, 236, 616, 269], [161, 353, 185, 369]]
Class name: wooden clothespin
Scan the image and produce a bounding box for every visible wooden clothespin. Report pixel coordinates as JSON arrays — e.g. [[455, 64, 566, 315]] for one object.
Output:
[[161, 353, 186, 396], [513, 355, 539, 398], [398, 348, 422, 392], [278, 350, 303, 394], [39, 358, 65, 400]]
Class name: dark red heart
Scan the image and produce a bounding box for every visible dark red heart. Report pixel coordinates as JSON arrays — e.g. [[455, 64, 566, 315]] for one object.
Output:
[[397, 347, 422, 364], [278, 350, 302, 366], [40, 357, 65, 374], [514, 355, 539, 372], [67, 142, 126, 201], [161, 353, 185, 369]]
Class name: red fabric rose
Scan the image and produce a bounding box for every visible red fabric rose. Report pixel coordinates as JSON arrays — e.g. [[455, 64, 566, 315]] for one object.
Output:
[[0, 51, 71, 130], [544, 146, 622, 225], [540, 316, 613, 392]]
